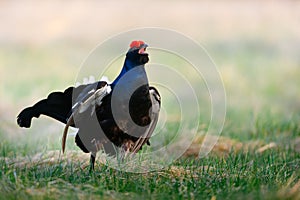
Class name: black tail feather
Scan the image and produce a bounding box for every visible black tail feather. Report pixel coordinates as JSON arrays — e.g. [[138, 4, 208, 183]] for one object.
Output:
[[16, 87, 74, 128]]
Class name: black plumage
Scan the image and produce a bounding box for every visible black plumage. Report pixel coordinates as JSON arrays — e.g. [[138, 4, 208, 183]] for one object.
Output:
[[17, 41, 161, 170]]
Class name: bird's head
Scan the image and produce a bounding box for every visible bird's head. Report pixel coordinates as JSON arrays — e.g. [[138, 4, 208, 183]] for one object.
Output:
[[111, 40, 149, 87], [125, 40, 149, 68]]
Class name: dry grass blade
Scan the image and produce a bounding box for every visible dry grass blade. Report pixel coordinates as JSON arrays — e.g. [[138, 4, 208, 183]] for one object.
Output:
[[62, 116, 74, 153], [256, 142, 277, 153]]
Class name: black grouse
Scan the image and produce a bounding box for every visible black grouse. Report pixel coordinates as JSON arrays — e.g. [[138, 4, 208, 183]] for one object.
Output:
[[17, 40, 161, 170]]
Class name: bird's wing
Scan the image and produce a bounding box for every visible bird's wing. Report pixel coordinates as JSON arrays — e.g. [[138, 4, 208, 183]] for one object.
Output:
[[62, 83, 111, 153], [132, 87, 161, 153], [71, 81, 107, 112]]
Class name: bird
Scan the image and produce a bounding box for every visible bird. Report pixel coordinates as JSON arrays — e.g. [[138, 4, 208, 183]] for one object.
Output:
[[17, 40, 161, 170]]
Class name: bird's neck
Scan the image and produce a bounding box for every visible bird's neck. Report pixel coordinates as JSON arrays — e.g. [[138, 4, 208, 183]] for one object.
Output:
[[111, 59, 148, 88]]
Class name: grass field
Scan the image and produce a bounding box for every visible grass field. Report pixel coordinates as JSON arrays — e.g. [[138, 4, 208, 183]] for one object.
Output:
[[1, 1, 300, 199]]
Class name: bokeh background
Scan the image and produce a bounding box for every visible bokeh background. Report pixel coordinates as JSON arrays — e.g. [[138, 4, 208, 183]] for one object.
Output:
[[0, 0, 300, 152]]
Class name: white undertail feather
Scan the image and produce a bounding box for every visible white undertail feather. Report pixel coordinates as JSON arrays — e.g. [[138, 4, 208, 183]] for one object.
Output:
[[75, 76, 96, 87], [149, 89, 161, 114]]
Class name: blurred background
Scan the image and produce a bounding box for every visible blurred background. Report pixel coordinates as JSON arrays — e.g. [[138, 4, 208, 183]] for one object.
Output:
[[0, 0, 299, 150]]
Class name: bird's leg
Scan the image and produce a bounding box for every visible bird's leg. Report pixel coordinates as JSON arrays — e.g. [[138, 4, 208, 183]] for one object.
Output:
[[89, 152, 96, 172]]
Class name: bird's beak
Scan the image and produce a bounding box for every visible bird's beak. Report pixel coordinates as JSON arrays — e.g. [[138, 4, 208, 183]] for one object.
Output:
[[138, 44, 148, 54]]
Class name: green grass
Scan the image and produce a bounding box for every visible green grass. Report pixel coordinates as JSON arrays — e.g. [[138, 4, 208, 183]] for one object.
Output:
[[1, 113, 300, 200], [0, 146, 299, 199]]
